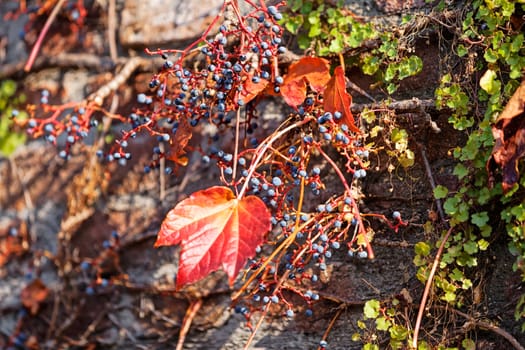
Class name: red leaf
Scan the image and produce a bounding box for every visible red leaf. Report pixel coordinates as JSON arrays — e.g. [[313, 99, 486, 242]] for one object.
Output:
[[324, 66, 360, 133], [487, 79, 525, 192], [155, 186, 271, 289], [281, 57, 331, 107], [237, 71, 270, 104]]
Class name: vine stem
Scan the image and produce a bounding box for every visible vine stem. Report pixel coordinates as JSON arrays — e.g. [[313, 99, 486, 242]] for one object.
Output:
[[232, 108, 241, 181], [241, 176, 307, 349], [24, 0, 67, 72], [232, 179, 312, 301], [412, 226, 453, 348], [318, 307, 344, 350], [175, 299, 203, 350], [316, 146, 374, 259]]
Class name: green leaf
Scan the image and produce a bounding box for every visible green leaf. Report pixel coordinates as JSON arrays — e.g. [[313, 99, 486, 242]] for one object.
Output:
[[297, 35, 311, 49], [389, 324, 408, 340], [398, 149, 414, 167], [290, 0, 303, 12], [471, 212, 489, 227], [284, 16, 303, 34], [462, 277, 472, 289], [375, 316, 391, 331], [483, 48, 498, 63], [443, 196, 460, 216], [300, 1, 313, 14], [1, 80, 17, 97], [433, 185, 449, 199], [449, 268, 464, 281], [385, 64, 397, 82], [463, 240, 478, 254], [415, 241, 431, 257], [462, 338, 475, 350], [480, 69, 501, 95], [362, 55, 380, 75], [510, 34, 524, 53], [328, 35, 344, 53], [453, 163, 469, 179], [480, 225, 492, 238], [417, 340, 431, 350], [456, 44, 468, 57], [363, 344, 379, 350], [308, 22, 322, 37], [364, 299, 380, 319], [478, 239, 489, 251], [386, 83, 397, 94], [443, 291, 456, 303]]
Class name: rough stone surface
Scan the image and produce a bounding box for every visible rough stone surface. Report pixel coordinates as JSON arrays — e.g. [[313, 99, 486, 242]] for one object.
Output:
[[119, 0, 223, 47]]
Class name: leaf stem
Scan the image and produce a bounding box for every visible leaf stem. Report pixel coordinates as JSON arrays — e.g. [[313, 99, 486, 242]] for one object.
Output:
[[232, 108, 241, 181], [412, 226, 453, 348]]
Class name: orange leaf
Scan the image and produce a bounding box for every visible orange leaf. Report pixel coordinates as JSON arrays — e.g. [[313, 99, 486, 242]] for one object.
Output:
[[155, 186, 271, 289], [166, 118, 192, 167], [21, 278, 49, 315], [487, 79, 525, 192], [0, 223, 28, 266], [237, 71, 270, 104], [281, 57, 331, 107], [324, 66, 359, 133], [280, 78, 307, 107]]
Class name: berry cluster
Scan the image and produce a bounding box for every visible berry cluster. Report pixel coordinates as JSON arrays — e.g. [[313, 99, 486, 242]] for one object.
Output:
[[127, 1, 288, 172], [22, 95, 108, 160]]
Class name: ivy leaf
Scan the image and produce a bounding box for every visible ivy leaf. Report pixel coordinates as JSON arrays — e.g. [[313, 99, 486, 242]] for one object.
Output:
[[363, 299, 380, 319], [487, 79, 525, 192], [471, 211, 489, 227], [453, 163, 469, 179], [479, 69, 500, 95], [375, 316, 391, 331], [414, 241, 431, 257], [280, 57, 331, 107], [155, 186, 271, 289], [324, 66, 360, 132], [433, 185, 449, 199], [463, 240, 478, 255]]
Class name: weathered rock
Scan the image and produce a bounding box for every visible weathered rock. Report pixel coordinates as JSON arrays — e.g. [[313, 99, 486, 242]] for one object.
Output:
[[119, 0, 223, 47]]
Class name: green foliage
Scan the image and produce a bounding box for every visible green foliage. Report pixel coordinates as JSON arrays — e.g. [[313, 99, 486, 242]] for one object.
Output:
[[356, 0, 525, 347], [281, 0, 422, 93], [0, 80, 27, 156], [432, 0, 525, 331], [356, 299, 410, 349], [280, 0, 364, 55], [435, 74, 472, 130]]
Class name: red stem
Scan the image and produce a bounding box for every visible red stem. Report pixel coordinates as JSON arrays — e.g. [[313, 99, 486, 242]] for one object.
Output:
[[24, 0, 67, 72], [316, 145, 374, 258]]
